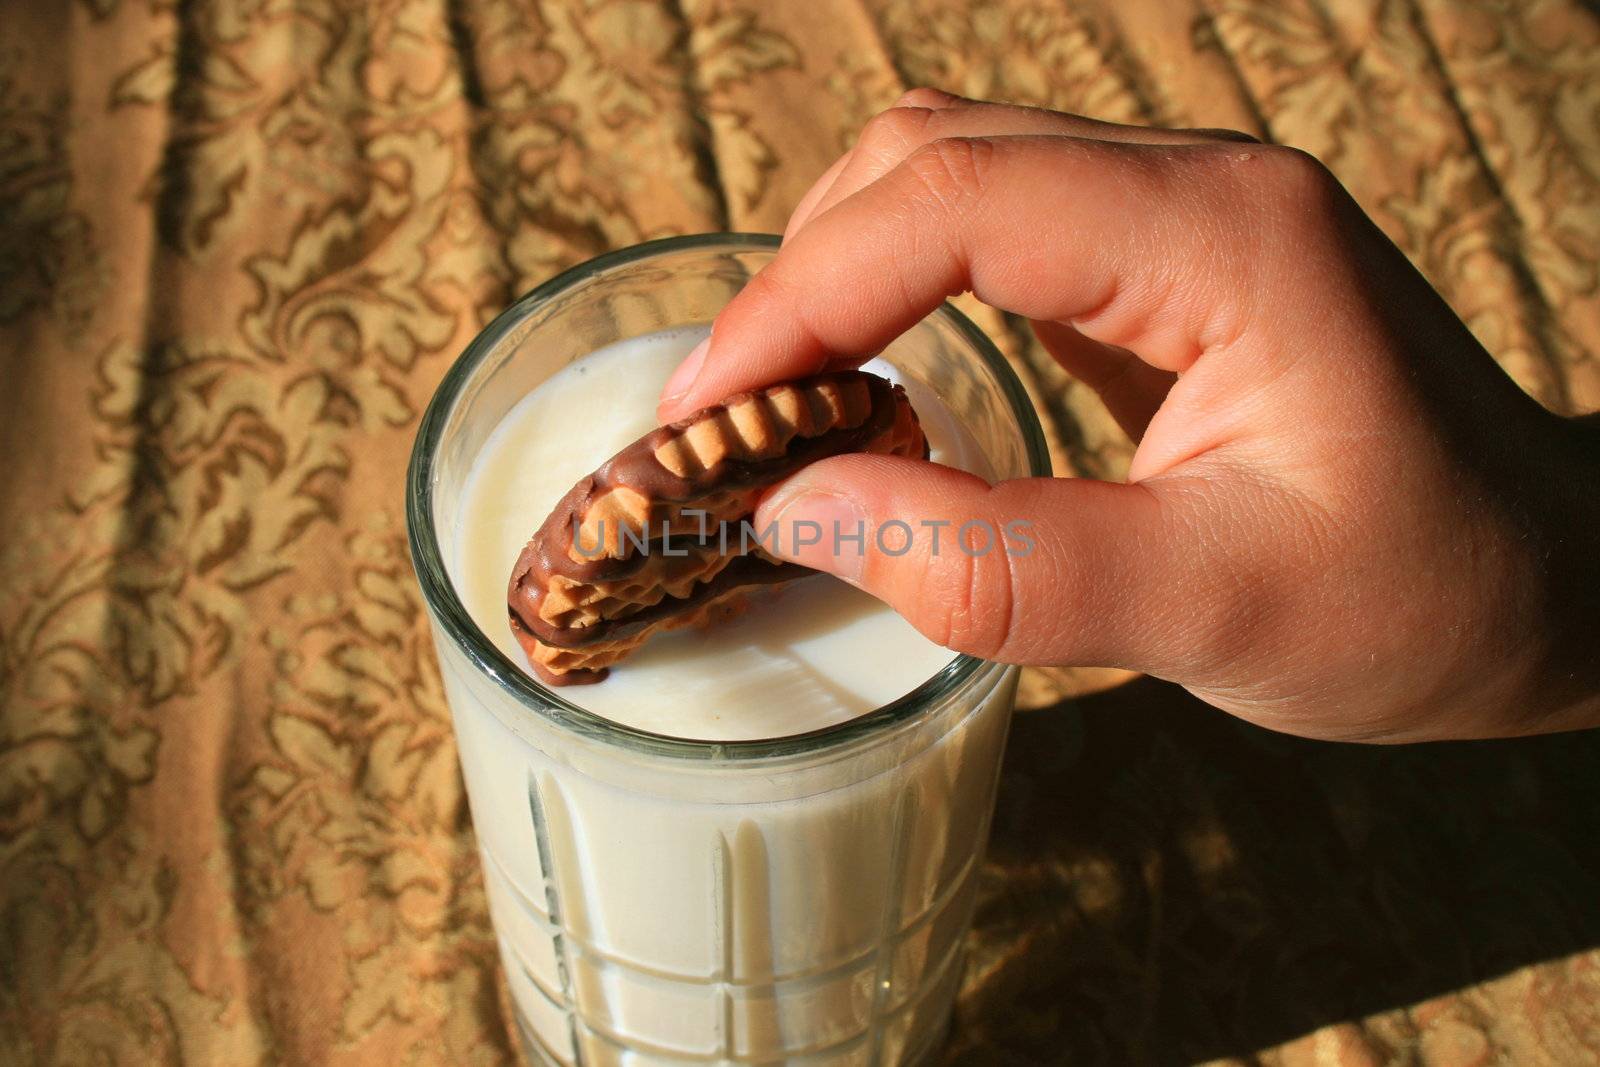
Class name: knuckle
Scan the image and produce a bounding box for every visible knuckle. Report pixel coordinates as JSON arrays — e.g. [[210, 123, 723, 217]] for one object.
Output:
[[895, 87, 954, 109], [1262, 144, 1337, 195], [1188, 125, 1260, 144], [902, 136, 996, 210], [1201, 143, 1343, 264], [720, 267, 811, 355], [1241, 144, 1341, 218], [744, 262, 800, 307], [859, 105, 937, 155], [914, 524, 1019, 659]]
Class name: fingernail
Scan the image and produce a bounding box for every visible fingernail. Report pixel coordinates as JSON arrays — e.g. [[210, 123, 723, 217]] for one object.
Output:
[[661, 338, 709, 410], [765, 488, 867, 584]]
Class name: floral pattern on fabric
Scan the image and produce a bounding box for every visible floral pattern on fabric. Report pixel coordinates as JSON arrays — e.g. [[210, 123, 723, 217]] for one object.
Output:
[[1, 1, 1597, 1063]]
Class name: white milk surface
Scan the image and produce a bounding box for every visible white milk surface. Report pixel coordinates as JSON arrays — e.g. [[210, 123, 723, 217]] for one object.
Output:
[[455, 325, 961, 741]]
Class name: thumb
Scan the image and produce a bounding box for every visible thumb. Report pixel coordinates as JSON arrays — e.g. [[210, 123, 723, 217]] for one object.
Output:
[[754, 454, 1226, 674]]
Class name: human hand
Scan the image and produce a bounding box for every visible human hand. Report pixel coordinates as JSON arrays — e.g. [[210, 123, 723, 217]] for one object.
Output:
[[658, 90, 1600, 742]]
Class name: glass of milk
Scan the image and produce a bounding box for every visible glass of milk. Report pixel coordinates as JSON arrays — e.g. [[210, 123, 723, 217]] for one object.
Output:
[[407, 234, 1050, 1066]]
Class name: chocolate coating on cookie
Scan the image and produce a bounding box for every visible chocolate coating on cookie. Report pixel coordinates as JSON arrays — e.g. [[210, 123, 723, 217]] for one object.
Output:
[[507, 371, 928, 684]]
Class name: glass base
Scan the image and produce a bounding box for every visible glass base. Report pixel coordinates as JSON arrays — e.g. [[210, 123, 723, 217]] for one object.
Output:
[[508, 965, 958, 1067]]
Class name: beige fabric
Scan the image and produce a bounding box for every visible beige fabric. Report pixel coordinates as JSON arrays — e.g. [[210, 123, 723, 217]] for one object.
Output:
[[1, 0, 1597, 1063]]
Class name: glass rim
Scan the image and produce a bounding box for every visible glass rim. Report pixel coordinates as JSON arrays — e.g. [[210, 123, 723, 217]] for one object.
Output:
[[405, 232, 1053, 762]]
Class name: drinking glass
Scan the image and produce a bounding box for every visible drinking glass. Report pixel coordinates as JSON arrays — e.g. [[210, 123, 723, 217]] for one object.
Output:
[[407, 234, 1051, 1066]]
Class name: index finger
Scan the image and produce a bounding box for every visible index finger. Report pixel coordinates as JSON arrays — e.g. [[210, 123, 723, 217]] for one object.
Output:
[[658, 134, 1309, 421]]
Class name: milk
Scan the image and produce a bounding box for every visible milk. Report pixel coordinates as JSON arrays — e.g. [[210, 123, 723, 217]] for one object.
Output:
[[433, 326, 1017, 1065]]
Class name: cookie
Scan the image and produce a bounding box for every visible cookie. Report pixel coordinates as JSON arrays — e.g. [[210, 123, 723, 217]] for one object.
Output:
[[507, 370, 927, 685]]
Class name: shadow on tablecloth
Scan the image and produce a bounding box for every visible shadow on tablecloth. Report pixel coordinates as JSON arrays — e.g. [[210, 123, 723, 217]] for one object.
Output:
[[944, 677, 1600, 1065]]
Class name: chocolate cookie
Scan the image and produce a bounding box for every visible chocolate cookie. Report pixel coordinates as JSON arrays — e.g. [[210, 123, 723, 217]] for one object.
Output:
[[507, 370, 928, 685]]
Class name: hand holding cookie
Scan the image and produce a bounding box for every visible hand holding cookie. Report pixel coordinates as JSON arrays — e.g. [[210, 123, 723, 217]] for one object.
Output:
[[658, 91, 1600, 743]]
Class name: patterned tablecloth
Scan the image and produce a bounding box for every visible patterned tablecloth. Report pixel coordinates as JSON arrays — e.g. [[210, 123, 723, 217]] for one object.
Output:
[[3, 1, 1598, 1064]]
